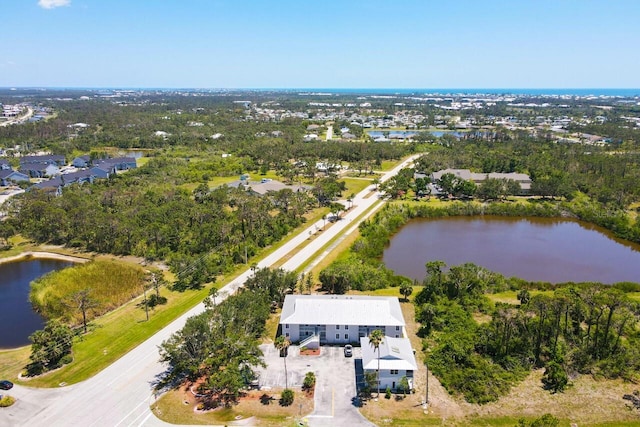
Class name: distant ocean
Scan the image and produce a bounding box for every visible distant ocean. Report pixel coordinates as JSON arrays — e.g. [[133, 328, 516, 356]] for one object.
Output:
[[293, 88, 640, 97], [5, 87, 640, 97]]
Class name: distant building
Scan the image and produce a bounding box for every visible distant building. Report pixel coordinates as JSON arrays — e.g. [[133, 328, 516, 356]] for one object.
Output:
[[0, 169, 30, 186], [20, 154, 66, 167], [72, 155, 91, 168], [20, 163, 60, 178], [431, 168, 531, 193], [93, 157, 137, 173]]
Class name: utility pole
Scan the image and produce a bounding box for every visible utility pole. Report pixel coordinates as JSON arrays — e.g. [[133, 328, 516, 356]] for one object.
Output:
[[143, 283, 149, 321], [424, 361, 429, 410]]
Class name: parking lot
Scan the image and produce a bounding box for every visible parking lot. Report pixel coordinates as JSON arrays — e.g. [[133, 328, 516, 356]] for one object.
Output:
[[257, 344, 374, 426]]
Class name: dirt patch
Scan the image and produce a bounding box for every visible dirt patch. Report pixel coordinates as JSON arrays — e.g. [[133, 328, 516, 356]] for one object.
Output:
[[153, 382, 314, 426], [299, 347, 320, 356], [465, 369, 640, 424]]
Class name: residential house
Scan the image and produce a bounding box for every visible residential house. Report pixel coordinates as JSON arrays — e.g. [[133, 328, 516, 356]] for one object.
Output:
[[89, 166, 111, 179], [0, 159, 11, 170], [360, 336, 417, 392], [20, 154, 66, 167], [279, 295, 406, 348], [93, 157, 137, 173], [20, 163, 60, 178], [72, 155, 91, 168], [430, 168, 531, 193], [0, 169, 30, 186], [247, 180, 312, 196], [33, 177, 63, 196]]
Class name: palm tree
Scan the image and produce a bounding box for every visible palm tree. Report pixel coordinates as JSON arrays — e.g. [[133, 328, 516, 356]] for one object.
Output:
[[368, 329, 384, 398], [209, 287, 219, 305], [372, 177, 380, 191], [274, 335, 291, 389]]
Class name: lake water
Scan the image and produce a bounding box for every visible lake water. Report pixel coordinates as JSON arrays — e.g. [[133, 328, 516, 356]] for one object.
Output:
[[0, 258, 72, 348], [382, 217, 640, 284]]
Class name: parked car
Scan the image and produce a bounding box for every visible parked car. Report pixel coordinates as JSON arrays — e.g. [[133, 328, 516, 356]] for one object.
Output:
[[344, 344, 353, 357], [0, 380, 13, 390]]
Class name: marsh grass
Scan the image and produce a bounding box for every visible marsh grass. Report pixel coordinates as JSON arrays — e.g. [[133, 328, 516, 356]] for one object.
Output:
[[29, 259, 146, 324]]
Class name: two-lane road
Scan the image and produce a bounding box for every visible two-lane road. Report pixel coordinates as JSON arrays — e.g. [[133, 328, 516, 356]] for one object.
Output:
[[2, 155, 420, 427]]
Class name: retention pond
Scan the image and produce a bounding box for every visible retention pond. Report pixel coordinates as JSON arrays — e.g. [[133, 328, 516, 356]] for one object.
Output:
[[0, 258, 72, 348], [382, 216, 640, 284]]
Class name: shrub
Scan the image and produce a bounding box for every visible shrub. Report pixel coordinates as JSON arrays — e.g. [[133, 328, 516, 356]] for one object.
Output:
[[260, 393, 272, 405], [542, 361, 568, 393], [385, 387, 392, 399], [59, 354, 73, 366], [516, 413, 560, 427], [0, 395, 16, 407], [280, 388, 294, 406], [303, 372, 316, 391]]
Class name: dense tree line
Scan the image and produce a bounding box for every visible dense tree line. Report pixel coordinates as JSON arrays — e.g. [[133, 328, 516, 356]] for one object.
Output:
[[5, 162, 318, 287], [415, 262, 640, 403], [414, 139, 640, 207], [159, 268, 291, 407]]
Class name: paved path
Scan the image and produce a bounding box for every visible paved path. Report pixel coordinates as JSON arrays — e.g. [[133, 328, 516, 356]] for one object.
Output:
[[0, 155, 420, 427], [0, 107, 33, 127]]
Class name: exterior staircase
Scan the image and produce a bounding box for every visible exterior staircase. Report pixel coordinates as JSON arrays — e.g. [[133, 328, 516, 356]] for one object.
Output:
[[299, 333, 319, 349]]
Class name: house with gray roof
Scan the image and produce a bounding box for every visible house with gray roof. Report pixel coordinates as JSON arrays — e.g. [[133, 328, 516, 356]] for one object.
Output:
[[431, 168, 531, 193], [72, 155, 91, 168], [0, 159, 11, 170], [279, 295, 406, 347], [93, 157, 137, 173], [360, 336, 417, 392], [0, 169, 30, 186], [20, 154, 66, 167], [20, 163, 60, 178]]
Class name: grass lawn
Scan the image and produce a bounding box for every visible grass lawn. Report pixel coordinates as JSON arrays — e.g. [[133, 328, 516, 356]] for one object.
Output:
[[152, 385, 313, 427], [486, 290, 553, 305], [342, 177, 375, 196]]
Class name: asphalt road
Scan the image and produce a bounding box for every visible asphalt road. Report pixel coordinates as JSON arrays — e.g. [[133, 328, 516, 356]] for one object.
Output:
[[0, 155, 420, 427]]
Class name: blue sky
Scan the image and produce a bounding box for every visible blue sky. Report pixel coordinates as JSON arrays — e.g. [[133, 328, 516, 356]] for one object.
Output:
[[1, 0, 639, 88]]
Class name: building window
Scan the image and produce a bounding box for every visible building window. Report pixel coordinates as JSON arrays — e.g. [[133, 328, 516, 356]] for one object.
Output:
[[395, 326, 400, 331], [345, 325, 349, 329], [335, 333, 340, 339], [336, 325, 340, 330], [390, 369, 399, 375], [285, 333, 290, 338], [344, 334, 349, 340], [395, 335, 399, 338], [285, 324, 289, 329]]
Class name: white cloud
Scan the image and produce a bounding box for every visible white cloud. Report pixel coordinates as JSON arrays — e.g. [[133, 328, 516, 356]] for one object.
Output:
[[38, 0, 71, 9]]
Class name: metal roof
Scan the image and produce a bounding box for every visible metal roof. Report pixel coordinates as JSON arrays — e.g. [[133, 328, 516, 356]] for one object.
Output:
[[360, 336, 418, 371], [280, 295, 405, 327]]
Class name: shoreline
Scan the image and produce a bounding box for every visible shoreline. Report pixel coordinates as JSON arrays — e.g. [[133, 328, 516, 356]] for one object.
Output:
[[0, 251, 90, 265]]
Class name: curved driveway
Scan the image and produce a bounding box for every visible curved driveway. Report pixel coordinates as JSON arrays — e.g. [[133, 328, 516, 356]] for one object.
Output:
[[1, 155, 419, 427]]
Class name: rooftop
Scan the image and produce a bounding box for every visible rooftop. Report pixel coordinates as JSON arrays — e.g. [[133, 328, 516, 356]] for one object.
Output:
[[280, 295, 405, 327], [360, 336, 417, 371]]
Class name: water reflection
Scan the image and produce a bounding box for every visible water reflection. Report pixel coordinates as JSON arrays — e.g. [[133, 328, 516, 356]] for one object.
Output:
[[0, 259, 72, 348]]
